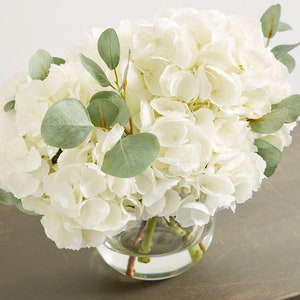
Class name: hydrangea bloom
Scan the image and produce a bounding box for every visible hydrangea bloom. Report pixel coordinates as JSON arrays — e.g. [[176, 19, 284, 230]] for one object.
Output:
[[0, 8, 297, 250]]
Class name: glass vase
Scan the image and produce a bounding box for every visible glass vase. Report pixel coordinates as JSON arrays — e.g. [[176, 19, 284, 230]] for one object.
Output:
[[97, 216, 215, 280]]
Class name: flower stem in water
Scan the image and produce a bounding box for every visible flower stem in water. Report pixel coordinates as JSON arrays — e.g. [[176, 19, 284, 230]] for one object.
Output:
[[138, 217, 157, 254]]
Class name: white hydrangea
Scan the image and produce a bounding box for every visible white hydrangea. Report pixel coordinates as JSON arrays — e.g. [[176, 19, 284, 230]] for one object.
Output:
[[0, 7, 296, 250]]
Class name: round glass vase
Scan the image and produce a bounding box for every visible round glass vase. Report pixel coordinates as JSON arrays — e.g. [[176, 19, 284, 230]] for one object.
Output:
[[97, 216, 215, 280]]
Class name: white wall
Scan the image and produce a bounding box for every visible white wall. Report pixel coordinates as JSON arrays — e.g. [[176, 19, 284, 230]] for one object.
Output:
[[0, 0, 299, 92]]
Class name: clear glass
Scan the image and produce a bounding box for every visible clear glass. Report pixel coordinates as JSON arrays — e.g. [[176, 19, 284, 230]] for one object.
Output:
[[97, 217, 215, 280]]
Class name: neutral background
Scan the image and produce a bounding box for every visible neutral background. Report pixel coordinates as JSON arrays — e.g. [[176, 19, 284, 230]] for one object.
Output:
[[0, 0, 299, 92]]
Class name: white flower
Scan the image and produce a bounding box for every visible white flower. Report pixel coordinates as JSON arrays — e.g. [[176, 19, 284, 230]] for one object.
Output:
[[205, 66, 242, 110], [76, 198, 110, 229], [0, 6, 297, 251], [198, 174, 235, 197], [142, 178, 179, 218], [41, 213, 106, 250], [176, 195, 210, 227], [159, 65, 200, 102], [205, 195, 236, 215], [149, 116, 212, 176], [93, 124, 124, 165]]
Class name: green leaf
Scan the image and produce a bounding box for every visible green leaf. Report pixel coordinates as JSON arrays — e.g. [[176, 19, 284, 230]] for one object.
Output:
[[87, 99, 119, 128], [41, 98, 93, 149], [0, 188, 36, 215], [79, 53, 111, 87], [29, 49, 54, 80], [272, 43, 300, 60], [53, 57, 66, 66], [254, 139, 282, 177], [278, 53, 296, 73], [260, 4, 281, 39], [278, 21, 292, 32], [3, 100, 15, 112], [0, 188, 20, 206], [98, 28, 120, 70], [250, 107, 288, 134], [101, 133, 160, 178], [90, 91, 130, 126], [272, 94, 300, 123]]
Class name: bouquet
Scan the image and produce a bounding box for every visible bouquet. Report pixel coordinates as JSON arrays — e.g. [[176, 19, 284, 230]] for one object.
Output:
[[0, 4, 299, 255]]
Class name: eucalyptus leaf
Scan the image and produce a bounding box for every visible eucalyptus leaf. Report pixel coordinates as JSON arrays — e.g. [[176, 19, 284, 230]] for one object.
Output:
[[272, 43, 300, 60], [87, 99, 119, 128], [101, 133, 160, 178], [254, 139, 282, 177], [90, 91, 130, 126], [41, 98, 93, 149], [278, 21, 292, 32], [79, 53, 111, 87], [272, 94, 300, 123], [0, 188, 20, 206], [250, 107, 288, 134], [3, 100, 15, 112], [278, 53, 296, 73], [53, 57, 66, 66], [29, 49, 54, 80], [98, 28, 120, 70], [260, 4, 281, 39]]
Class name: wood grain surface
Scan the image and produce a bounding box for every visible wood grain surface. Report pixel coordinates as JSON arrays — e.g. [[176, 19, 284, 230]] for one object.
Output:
[[0, 125, 299, 300]]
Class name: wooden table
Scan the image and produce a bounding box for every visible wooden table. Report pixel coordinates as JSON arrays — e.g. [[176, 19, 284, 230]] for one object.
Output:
[[1, 125, 300, 300]]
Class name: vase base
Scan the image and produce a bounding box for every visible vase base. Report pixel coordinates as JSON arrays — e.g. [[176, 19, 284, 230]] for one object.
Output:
[[98, 242, 209, 280], [97, 218, 215, 280]]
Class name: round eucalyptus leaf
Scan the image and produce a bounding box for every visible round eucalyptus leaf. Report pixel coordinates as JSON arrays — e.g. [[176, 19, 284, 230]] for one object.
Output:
[[101, 133, 160, 178], [279, 53, 296, 73], [272, 94, 300, 123], [41, 98, 93, 149], [98, 28, 120, 70], [250, 107, 288, 134], [29, 49, 54, 80], [254, 139, 282, 177], [91, 91, 130, 126], [87, 99, 119, 128]]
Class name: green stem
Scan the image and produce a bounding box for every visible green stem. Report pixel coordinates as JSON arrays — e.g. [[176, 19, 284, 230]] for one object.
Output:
[[188, 244, 204, 263], [167, 217, 186, 236], [138, 217, 157, 254]]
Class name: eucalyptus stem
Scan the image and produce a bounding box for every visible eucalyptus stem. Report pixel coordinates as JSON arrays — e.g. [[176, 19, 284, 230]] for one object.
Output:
[[265, 37, 271, 48], [113, 68, 119, 88], [126, 256, 136, 277], [125, 220, 148, 277], [134, 220, 147, 245]]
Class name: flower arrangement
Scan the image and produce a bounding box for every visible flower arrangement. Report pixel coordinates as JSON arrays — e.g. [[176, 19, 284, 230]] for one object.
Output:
[[1, 3, 299, 259]]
